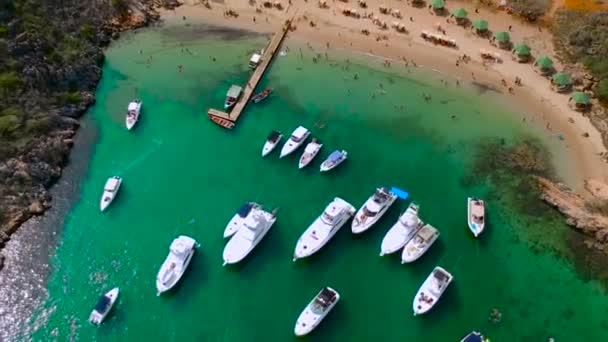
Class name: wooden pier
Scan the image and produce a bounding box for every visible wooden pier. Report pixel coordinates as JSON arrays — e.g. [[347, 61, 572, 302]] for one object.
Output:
[[207, 20, 292, 129]]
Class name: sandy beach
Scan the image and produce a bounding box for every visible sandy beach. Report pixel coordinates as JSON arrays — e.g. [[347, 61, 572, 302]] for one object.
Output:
[[162, 0, 608, 191]]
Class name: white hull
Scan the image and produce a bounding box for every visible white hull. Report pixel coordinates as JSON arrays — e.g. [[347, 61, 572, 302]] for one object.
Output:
[[352, 188, 397, 234], [298, 141, 323, 169], [223, 209, 276, 265], [293, 197, 355, 261], [156, 236, 197, 295], [413, 266, 453, 315], [467, 197, 486, 237], [320, 151, 347, 172], [262, 140, 280, 157], [223, 202, 261, 238], [125, 101, 141, 130], [294, 287, 340, 336], [100, 177, 122, 212], [280, 131, 310, 158], [401, 224, 440, 263], [380, 203, 422, 256], [89, 287, 119, 325]]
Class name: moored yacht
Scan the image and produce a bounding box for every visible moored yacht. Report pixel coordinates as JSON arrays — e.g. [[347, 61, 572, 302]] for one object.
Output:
[[298, 138, 323, 169], [224, 202, 262, 238], [461, 331, 490, 342], [293, 197, 355, 261], [294, 287, 340, 336], [319, 150, 347, 172], [89, 287, 119, 325], [280, 126, 310, 158], [467, 197, 486, 237], [156, 235, 198, 295], [224, 85, 243, 109], [100, 176, 122, 212], [223, 207, 278, 265], [380, 202, 422, 256], [125, 100, 141, 130], [413, 266, 453, 315], [352, 187, 397, 234], [401, 223, 440, 263], [262, 130, 283, 157]]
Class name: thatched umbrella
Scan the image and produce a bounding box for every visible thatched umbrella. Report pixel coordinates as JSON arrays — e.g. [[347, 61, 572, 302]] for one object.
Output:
[[569, 91, 591, 111], [533, 55, 554, 75], [431, 0, 445, 10], [494, 31, 511, 49], [472, 19, 488, 32], [551, 72, 572, 92], [452, 8, 468, 22], [513, 42, 532, 62]]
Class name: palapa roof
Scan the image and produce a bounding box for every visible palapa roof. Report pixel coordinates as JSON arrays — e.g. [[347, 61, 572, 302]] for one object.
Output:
[[473, 19, 488, 30], [494, 31, 510, 43], [431, 0, 445, 9], [552, 72, 572, 86], [534, 55, 553, 69], [571, 91, 590, 105], [452, 7, 468, 19], [514, 42, 531, 56]]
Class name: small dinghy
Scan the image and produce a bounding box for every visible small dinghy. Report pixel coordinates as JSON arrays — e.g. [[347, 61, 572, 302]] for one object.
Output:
[[262, 130, 283, 157], [89, 287, 119, 325], [294, 287, 340, 336], [298, 138, 323, 169], [125, 100, 141, 130], [280, 126, 310, 158], [461, 331, 489, 342], [223, 207, 277, 265], [156, 235, 198, 295], [320, 150, 347, 172], [352, 187, 397, 234], [467, 197, 486, 237], [413, 266, 453, 315], [100, 176, 122, 212], [251, 88, 273, 103], [380, 202, 422, 256], [401, 223, 439, 263], [224, 202, 262, 238]]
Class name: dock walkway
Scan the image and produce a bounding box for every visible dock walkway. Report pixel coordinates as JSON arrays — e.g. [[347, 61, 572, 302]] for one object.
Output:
[[207, 20, 291, 129]]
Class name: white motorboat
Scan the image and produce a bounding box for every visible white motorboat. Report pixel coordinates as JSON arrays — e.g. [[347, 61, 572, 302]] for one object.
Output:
[[298, 138, 323, 169], [461, 331, 489, 342], [280, 126, 310, 158], [223, 207, 277, 265], [224, 85, 242, 109], [100, 176, 122, 212], [262, 130, 283, 157], [156, 235, 198, 295], [352, 187, 397, 234], [223, 202, 262, 238], [401, 224, 439, 263], [89, 287, 119, 325], [380, 202, 422, 256], [319, 150, 347, 172], [413, 266, 453, 315], [294, 287, 340, 336], [125, 100, 141, 130], [467, 197, 486, 237], [293, 197, 355, 261]]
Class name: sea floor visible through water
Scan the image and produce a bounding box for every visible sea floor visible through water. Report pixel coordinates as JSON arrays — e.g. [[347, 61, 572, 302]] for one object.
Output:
[[8, 21, 608, 341]]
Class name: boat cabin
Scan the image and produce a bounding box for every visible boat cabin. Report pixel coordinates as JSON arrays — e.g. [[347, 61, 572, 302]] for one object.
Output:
[[104, 178, 120, 192], [431, 269, 451, 292], [417, 225, 437, 242], [313, 288, 337, 310], [321, 203, 343, 224], [225, 85, 243, 106], [238, 202, 255, 218], [249, 53, 262, 69], [94, 294, 112, 314], [290, 126, 309, 142]]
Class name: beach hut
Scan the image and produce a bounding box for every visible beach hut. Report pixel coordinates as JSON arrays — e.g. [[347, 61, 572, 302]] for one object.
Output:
[[430, 0, 445, 13], [533, 55, 554, 75], [493, 31, 511, 49], [472, 19, 488, 35], [551, 72, 572, 92], [452, 8, 468, 24], [513, 42, 532, 63], [569, 91, 591, 111]]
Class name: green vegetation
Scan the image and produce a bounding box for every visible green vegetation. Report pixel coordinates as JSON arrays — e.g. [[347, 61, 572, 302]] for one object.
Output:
[[583, 58, 608, 102], [0, 72, 23, 94], [56, 92, 82, 105]]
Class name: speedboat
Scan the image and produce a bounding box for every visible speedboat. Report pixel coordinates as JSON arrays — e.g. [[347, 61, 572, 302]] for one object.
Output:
[[262, 130, 283, 157], [294, 287, 340, 336], [293, 197, 355, 261], [467, 197, 486, 237], [352, 187, 397, 234], [89, 287, 119, 325], [298, 138, 323, 169], [461, 331, 489, 342], [223, 207, 277, 265], [225, 85, 243, 109], [251, 88, 272, 103], [156, 235, 198, 295], [125, 100, 141, 130], [380, 202, 422, 256], [100, 176, 122, 212], [413, 266, 453, 315], [224, 202, 262, 238], [401, 223, 439, 263], [280, 126, 310, 158], [320, 150, 347, 172]]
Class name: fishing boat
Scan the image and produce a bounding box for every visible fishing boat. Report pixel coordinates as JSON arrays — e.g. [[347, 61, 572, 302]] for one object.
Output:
[[125, 100, 141, 130], [280, 126, 310, 158], [100, 176, 122, 212], [223, 202, 262, 238], [156, 235, 198, 295], [251, 88, 273, 103], [88, 287, 119, 325], [352, 187, 397, 234], [294, 287, 340, 336], [298, 138, 323, 169], [293, 197, 355, 261], [467, 197, 486, 237], [413, 266, 453, 315], [319, 150, 347, 172], [223, 207, 277, 265], [262, 130, 283, 157], [461, 331, 490, 342], [380, 202, 422, 256], [401, 223, 440, 263], [224, 85, 243, 109]]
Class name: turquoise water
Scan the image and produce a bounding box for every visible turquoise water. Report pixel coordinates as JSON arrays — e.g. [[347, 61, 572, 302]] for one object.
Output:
[[22, 22, 608, 341]]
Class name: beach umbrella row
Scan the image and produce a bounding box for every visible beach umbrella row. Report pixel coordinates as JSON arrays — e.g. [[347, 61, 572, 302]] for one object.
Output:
[[431, 0, 445, 9], [473, 19, 488, 31], [452, 7, 468, 19], [534, 55, 553, 69], [514, 42, 531, 56], [571, 91, 590, 105], [494, 31, 510, 43], [552, 72, 572, 87]]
